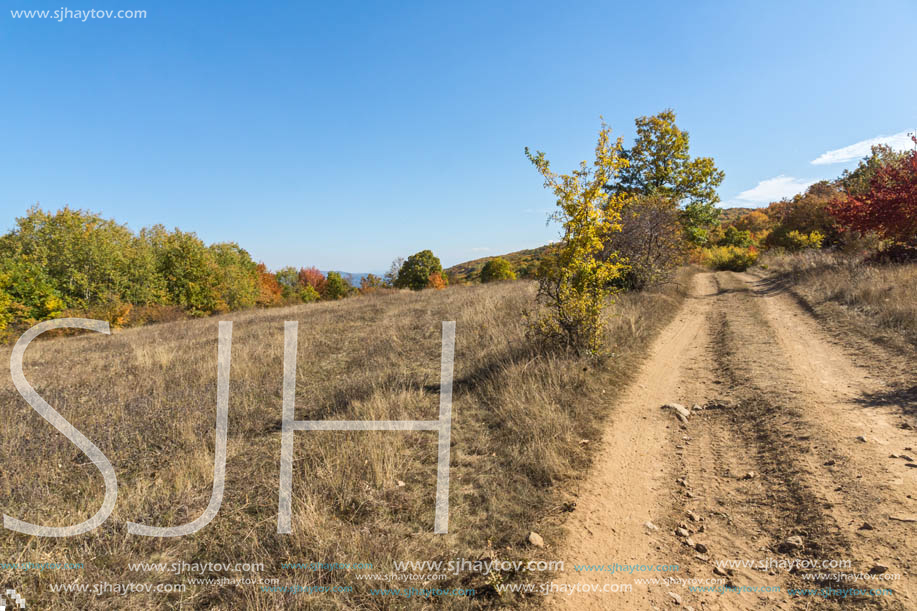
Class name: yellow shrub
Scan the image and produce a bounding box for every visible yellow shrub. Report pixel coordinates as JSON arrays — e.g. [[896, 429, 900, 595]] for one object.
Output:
[[703, 246, 759, 271]]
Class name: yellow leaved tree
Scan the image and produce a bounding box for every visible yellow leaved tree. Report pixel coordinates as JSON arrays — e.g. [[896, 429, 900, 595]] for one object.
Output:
[[525, 122, 628, 354]]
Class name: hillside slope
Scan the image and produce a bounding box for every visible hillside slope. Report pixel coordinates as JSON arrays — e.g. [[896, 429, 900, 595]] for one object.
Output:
[[445, 244, 555, 283], [0, 278, 690, 609]]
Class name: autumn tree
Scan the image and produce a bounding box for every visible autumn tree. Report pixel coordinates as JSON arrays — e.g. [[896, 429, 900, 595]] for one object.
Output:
[[255, 263, 283, 306], [734, 210, 771, 233], [298, 266, 327, 296], [395, 250, 444, 291], [480, 257, 516, 283], [359, 273, 386, 294], [607, 109, 725, 245], [764, 181, 842, 248], [830, 135, 917, 245], [839, 144, 909, 198], [525, 121, 628, 353]]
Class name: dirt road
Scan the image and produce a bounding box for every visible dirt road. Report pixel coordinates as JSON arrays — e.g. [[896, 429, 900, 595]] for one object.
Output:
[[551, 271, 917, 610]]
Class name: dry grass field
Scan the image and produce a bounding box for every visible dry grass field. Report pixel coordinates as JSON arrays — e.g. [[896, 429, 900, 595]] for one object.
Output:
[[0, 276, 692, 609], [760, 251, 917, 349]]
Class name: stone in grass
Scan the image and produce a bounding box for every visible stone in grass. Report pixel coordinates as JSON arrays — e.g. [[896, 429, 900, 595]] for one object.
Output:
[[675, 527, 690, 538], [527, 531, 544, 548], [694, 542, 709, 554], [644, 521, 659, 531]]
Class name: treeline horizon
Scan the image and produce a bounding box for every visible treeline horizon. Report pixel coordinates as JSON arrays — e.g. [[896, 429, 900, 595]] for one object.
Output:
[[0, 205, 430, 335], [2, 114, 911, 338]]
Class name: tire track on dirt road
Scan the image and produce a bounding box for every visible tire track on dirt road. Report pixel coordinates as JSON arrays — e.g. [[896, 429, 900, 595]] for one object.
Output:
[[548, 272, 718, 610], [549, 270, 916, 610]]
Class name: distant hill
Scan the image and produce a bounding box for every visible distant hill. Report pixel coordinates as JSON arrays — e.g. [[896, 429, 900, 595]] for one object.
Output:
[[445, 245, 555, 284]]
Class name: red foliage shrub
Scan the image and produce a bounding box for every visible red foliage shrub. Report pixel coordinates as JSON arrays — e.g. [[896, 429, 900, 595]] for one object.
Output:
[[830, 136, 917, 245], [298, 266, 327, 296]]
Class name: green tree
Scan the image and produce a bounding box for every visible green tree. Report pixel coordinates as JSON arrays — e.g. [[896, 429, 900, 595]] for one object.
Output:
[[0, 283, 14, 333], [480, 257, 516, 282], [0, 258, 65, 326], [299, 284, 320, 302], [840, 144, 909, 197], [394, 250, 443, 291], [209, 242, 259, 310], [525, 121, 628, 354], [323, 271, 351, 300], [718, 225, 753, 247], [607, 110, 725, 244], [144, 226, 222, 315], [0, 205, 152, 308], [274, 266, 302, 300]]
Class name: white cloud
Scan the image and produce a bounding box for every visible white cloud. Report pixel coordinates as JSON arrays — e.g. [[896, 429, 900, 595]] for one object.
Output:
[[811, 130, 915, 165], [470, 247, 490, 252], [733, 175, 817, 205]]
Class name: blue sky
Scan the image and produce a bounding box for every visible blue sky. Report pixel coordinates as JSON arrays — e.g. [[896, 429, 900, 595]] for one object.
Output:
[[1, 1, 915, 271]]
